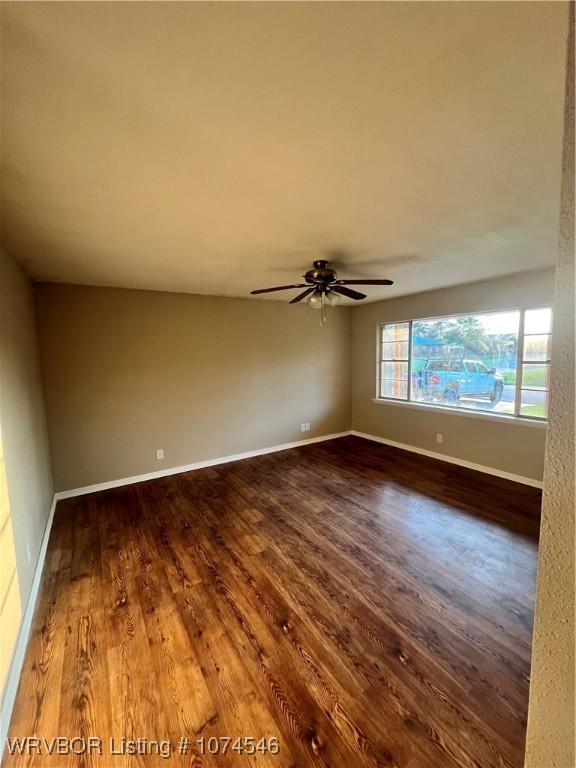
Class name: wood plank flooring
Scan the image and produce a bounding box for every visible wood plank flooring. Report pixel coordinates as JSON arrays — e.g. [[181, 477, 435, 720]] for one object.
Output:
[[3, 436, 541, 768]]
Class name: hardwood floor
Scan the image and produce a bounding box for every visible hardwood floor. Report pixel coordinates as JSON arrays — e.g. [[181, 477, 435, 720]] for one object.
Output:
[[3, 436, 541, 768]]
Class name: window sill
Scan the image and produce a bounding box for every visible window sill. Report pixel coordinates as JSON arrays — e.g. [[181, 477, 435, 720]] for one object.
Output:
[[371, 398, 547, 428]]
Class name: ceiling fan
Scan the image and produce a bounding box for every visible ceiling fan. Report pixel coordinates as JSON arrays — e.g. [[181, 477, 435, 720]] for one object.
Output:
[[250, 260, 393, 324]]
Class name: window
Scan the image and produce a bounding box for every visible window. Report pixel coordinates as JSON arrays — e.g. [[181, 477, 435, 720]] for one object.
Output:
[[377, 308, 552, 421]]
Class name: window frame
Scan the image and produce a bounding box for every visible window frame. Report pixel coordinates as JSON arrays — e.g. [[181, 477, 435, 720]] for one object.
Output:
[[376, 305, 552, 424], [378, 321, 411, 401]]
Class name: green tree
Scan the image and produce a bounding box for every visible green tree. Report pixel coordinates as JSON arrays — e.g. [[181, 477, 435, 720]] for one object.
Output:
[[412, 319, 449, 339], [443, 317, 489, 354], [413, 316, 490, 356]]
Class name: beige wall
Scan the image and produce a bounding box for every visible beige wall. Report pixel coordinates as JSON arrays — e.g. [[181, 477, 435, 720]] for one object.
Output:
[[0, 248, 53, 701], [351, 268, 556, 482], [35, 285, 352, 491], [38, 270, 556, 491], [525, 6, 575, 765]]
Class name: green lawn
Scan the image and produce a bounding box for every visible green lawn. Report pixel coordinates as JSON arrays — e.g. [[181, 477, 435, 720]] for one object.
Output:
[[502, 366, 548, 387], [520, 403, 547, 419]]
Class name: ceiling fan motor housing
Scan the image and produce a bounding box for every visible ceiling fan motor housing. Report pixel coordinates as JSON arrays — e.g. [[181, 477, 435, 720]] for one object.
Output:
[[305, 260, 337, 288]]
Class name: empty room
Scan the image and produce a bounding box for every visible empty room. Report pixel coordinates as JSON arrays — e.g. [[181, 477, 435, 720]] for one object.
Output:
[[0, 2, 574, 767]]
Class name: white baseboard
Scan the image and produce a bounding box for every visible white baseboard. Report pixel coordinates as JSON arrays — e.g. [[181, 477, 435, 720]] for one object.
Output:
[[55, 431, 353, 500], [1, 494, 57, 746], [350, 430, 543, 489], [54, 427, 543, 500]]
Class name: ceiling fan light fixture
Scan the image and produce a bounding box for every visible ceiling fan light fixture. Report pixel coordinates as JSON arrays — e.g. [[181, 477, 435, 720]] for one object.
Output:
[[325, 291, 341, 306]]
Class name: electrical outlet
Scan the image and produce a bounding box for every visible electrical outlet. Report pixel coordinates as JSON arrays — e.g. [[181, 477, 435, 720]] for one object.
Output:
[[305, 422, 311, 432], [300, 423, 307, 433], [26, 542, 32, 566], [436, 433, 444, 444], [156, 448, 164, 460]]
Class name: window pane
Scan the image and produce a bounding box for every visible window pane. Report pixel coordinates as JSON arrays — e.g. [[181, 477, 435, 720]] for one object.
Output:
[[381, 340, 409, 360], [410, 310, 519, 415], [523, 334, 552, 362], [520, 390, 548, 419], [382, 322, 409, 342], [521, 364, 550, 390], [379, 323, 409, 400], [381, 361, 408, 380], [380, 379, 408, 400], [524, 307, 552, 335]]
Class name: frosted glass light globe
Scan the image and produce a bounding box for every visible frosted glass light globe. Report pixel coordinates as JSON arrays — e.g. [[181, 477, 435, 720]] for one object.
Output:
[[326, 291, 341, 306], [308, 292, 323, 309]]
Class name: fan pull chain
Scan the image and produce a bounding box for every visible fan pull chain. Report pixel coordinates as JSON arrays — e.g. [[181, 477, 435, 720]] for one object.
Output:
[[320, 293, 327, 327]]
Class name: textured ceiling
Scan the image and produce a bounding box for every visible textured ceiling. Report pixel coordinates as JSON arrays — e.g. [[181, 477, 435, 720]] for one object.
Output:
[[0, 1, 568, 303]]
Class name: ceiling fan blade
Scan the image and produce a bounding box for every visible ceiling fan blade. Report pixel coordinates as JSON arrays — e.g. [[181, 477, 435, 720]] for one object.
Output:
[[331, 285, 367, 301], [335, 279, 394, 286], [290, 287, 316, 304], [251, 284, 307, 295]]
